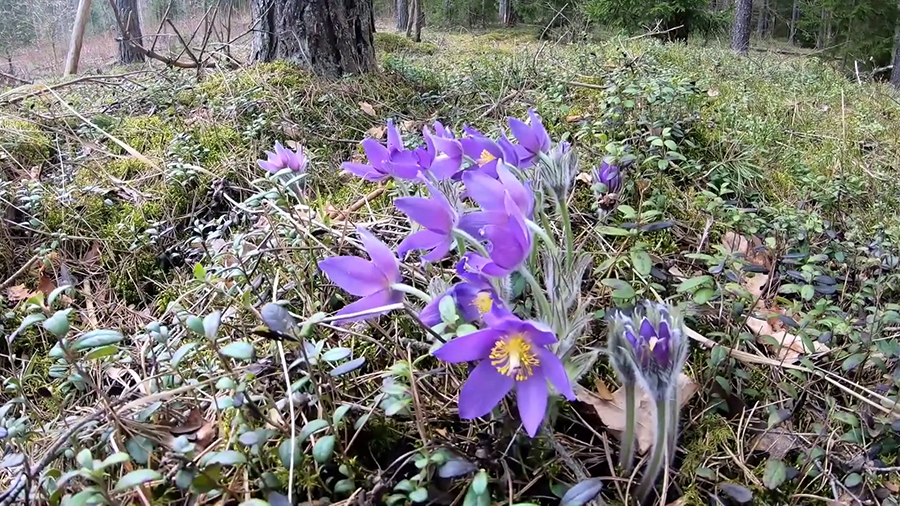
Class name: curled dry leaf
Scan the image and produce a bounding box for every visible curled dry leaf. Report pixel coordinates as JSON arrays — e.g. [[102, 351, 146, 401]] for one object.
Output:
[[359, 101, 377, 117], [577, 373, 699, 453], [6, 285, 33, 301], [366, 125, 386, 139], [746, 317, 829, 362], [574, 172, 592, 185], [749, 427, 800, 460], [722, 231, 769, 268]]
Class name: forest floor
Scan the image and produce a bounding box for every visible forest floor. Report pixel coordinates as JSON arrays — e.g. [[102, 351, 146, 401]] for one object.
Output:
[[1, 26, 900, 506]]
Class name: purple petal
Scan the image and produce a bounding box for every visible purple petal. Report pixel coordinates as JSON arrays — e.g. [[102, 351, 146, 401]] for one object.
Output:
[[383, 161, 422, 180], [498, 135, 521, 167], [419, 291, 449, 327], [452, 285, 485, 323], [516, 374, 548, 437], [462, 170, 506, 211], [496, 164, 534, 218], [458, 211, 507, 239], [397, 230, 446, 260], [357, 228, 400, 282], [658, 320, 671, 340], [527, 109, 551, 153], [458, 361, 514, 419], [361, 139, 389, 167], [509, 117, 540, 154], [258, 160, 281, 173], [433, 328, 501, 363], [431, 136, 462, 157], [318, 257, 386, 296], [341, 162, 387, 181], [430, 155, 463, 180], [421, 236, 453, 262], [333, 289, 403, 324], [639, 318, 656, 340], [624, 329, 638, 348], [520, 320, 557, 346], [274, 142, 289, 163], [535, 347, 575, 400], [395, 197, 454, 234], [386, 120, 402, 153]]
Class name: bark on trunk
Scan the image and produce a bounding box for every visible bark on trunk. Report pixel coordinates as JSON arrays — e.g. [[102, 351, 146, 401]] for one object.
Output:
[[396, 0, 408, 31], [788, 0, 799, 44], [405, 0, 422, 42], [499, 0, 514, 26], [817, 9, 831, 49], [756, 0, 769, 37], [116, 0, 146, 63], [63, 0, 93, 75], [731, 0, 752, 54], [891, 0, 900, 88], [251, 0, 376, 78]]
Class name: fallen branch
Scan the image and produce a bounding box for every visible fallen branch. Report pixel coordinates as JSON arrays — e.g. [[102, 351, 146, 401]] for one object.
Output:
[[0, 70, 31, 85], [327, 185, 386, 220], [0, 71, 150, 104], [0, 255, 39, 291]]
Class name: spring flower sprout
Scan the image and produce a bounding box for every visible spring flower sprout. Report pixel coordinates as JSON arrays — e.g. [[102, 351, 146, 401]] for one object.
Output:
[[258, 141, 308, 174], [433, 313, 575, 436], [592, 161, 622, 194], [317, 228, 403, 322]]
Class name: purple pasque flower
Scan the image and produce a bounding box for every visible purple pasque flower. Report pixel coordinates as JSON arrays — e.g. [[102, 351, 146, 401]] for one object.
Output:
[[592, 161, 622, 193], [341, 120, 420, 182], [458, 130, 522, 179], [463, 162, 534, 219], [509, 110, 551, 167], [258, 141, 308, 174], [420, 256, 512, 326], [463, 193, 532, 278], [433, 312, 576, 437], [395, 182, 458, 262], [608, 301, 688, 399], [318, 228, 403, 322], [426, 132, 465, 180]]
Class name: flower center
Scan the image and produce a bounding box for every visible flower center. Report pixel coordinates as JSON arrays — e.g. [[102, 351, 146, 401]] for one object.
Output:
[[490, 334, 539, 381], [473, 291, 493, 315], [478, 149, 497, 166]]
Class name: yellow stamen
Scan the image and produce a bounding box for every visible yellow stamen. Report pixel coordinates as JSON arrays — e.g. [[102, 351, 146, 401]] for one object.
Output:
[[648, 337, 659, 351], [478, 149, 497, 166], [490, 334, 540, 381], [473, 292, 493, 315]]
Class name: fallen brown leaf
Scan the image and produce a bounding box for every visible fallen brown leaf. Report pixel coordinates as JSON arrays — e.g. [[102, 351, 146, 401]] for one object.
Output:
[[366, 125, 386, 139], [82, 241, 102, 269], [722, 231, 769, 268], [359, 101, 377, 117], [746, 316, 829, 362], [6, 285, 33, 301], [743, 272, 769, 301], [593, 378, 615, 401], [566, 114, 584, 123], [750, 428, 799, 460], [574, 172, 592, 184], [578, 373, 699, 453], [37, 272, 56, 296]]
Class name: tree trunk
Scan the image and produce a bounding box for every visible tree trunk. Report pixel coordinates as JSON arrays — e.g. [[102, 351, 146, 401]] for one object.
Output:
[[756, 0, 768, 37], [116, 0, 146, 63], [731, 0, 752, 54], [788, 0, 799, 44], [63, 0, 93, 75], [405, 0, 422, 42], [396, 0, 409, 31], [499, 0, 514, 26], [817, 8, 831, 49], [250, 0, 376, 78], [891, 0, 900, 88]]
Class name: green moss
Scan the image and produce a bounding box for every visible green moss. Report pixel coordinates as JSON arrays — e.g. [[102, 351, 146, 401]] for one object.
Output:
[[112, 115, 176, 155], [375, 32, 438, 55], [0, 119, 51, 171], [679, 414, 733, 479]]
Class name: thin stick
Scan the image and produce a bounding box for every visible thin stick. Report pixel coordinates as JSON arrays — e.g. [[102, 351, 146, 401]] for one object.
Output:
[[0, 255, 39, 291]]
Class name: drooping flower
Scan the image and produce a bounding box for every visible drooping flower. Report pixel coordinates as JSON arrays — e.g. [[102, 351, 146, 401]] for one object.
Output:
[[433, 312, 575, 437], [462, 163, 534, 219], [508, 110, 551, 167], [317, 228, 403, 322], [395, 182, 458, 262], [420, 257, 512, 326], [462, 193, 532, 278], [592, 161, 622, 194], [258, 141, 308, 174], [607, 301, 688, 400]]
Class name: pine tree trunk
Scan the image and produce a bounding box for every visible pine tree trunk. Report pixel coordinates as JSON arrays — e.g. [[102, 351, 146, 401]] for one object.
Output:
[[731, 0, 752, 54], [63, 0, 93, 75], [756, 0, 769, 37], [499, 0, 514, 26], [116, 0, 145, 63], [405, 0, 422, 42], [817, 9, 831, 49], [251, 0, 376, 78], [891, 0, 900, 88], [788, 0, 799, 44], [397, 0, 409, 31]]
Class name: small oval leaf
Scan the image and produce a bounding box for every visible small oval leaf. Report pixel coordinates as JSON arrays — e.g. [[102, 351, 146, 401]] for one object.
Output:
[[330, 356, 365, 376], [220, 342, 254, 361], [438, 459, 478, 478], [74, 330, 124, 350], [113, 469, 162, 492], [560, 477, 603, 506], [322, 347, 352, 362], [313, 435, 335, 464]]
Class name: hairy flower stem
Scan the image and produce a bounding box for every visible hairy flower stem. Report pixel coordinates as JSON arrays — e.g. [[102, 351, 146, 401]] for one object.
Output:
[[555, 197, 575, 268], [636, 398, 668, 504], [452, 228, 490, 257], [517, 267, 552, 320], [621, 382, 637, 474], [390, 283, 433, 303], [526, 219, 558, 253], [666, 393, 679, 466]]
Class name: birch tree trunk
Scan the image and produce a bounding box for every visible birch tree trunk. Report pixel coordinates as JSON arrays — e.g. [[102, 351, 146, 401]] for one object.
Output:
[[63, 0, 93, 75]]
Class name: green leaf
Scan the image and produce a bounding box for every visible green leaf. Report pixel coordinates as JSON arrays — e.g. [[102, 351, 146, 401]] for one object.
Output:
[[439, 295, 458, 324], [841, 353, 867, 372], [471, 469, 488, 495], [278, 438, 301, 468], [664, 139, 678, 151], [456, 324, 478, 336], [330, 356, 365, 376], [693, 287, 716, 305], [193, 263, 207, 280], [43, 309, 72, 337], [779, 284, 801, 294], [409, 488, 428, 503], [597, 226, 630, 236], [322, 347, 352, 362], [335, 478, 356, 495], [313, 435, 335, 464], [203, 312, 221, 340], [601, 279, 634, 299], [677, 275, 712, 293], [560, 477, 604, 506], [74, 330, 123, 350], [220, 342, 254, 361], [8, 313, 46, 343], [185, 316, 205, 336], [76, 448, 93, 469], [843, 472, 862, 487], [47, 285, 72, 307], [125, 436, 153, 464], [630, 250, 651, 276], [171, 342, 198, 368], [205, 450, 246, 466], [333, 405, 352, 426], [113, 469, 162, 492], [800, 284, 815, 301], [618, 205, 637, 219], [763, 459, 786, 489], [299, 419, 329, 442], [84, 345, 118, 360], [96, 452, 131, 470]]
